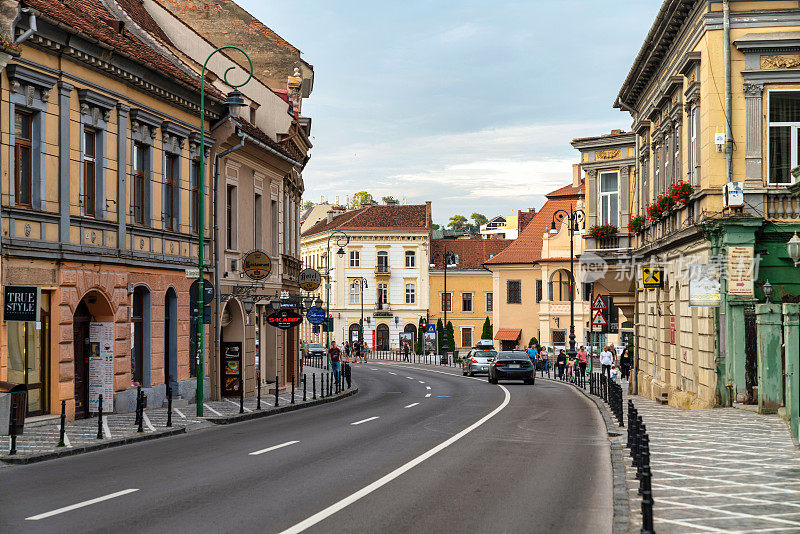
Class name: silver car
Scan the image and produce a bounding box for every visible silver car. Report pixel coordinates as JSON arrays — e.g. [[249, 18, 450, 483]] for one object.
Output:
[[461, 349, 498, 376]]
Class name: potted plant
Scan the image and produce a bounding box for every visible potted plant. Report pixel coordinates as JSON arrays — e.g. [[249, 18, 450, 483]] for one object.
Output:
[[629, 215, 646, 234], [657, 194, 676, 214], [588, 224, 619, 239], [668, 180, 694, 205], [646, 201, 663, 221]]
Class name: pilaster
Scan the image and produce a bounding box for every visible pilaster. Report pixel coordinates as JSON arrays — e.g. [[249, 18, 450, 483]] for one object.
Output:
[[58, 81, 73, 243], [744, 82, 764, 187], [117, 104, 130, 246]]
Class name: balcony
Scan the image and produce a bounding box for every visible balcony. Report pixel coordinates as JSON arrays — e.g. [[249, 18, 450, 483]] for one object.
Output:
[[374, 265, 390, 275], [585, 233, 634, 253], [374, 302, 392, 317], [765, 191, 800, 220]]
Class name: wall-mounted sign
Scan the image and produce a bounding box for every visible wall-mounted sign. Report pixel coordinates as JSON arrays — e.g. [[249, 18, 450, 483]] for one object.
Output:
[[4, 286, 38, 322], [266, 309, 303, 329], [242, 250, 272, 280], [89, 322, 114, 413], [689, 264, 720, 307], [185, 267, 199, 279], [306, 306, 326, 325], [190, 279, 215, 304], [728, 246, 754, 296], [642, 267, 664, 289], [299, 268, 322, 291]]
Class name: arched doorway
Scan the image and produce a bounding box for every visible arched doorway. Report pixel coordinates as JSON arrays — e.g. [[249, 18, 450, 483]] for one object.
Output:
[[72, 290, 114, 419], [131, 286, 151, 389], [164, 287, 178, 393], [403, 323, 417, 352], [376, 323, 389, 351], [349, 323, 361, 344], [221, 299, 245, 397]]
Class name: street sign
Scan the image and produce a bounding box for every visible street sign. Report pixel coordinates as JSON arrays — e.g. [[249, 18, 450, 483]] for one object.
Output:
[[306, 306, 326, 325], [591, 309, 608, 327], [185, 267, 199, 279], [642, 267, 664, 289], [242, 250, 272, 280], [426, 323, 436, 334], [298, 268, 322, 291], [189, 279, 215, 304], [266, 309, 303, 329], [591, 294, 608, 310]]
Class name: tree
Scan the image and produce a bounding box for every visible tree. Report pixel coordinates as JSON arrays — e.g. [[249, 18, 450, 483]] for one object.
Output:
[[446, 321, 456, 354], [471, 213, 488, 228], [448, 214, 468, 230], [416, 317, 424, 355], [436, 318, 444, 354], [431, 223, 441, 231], [302, 200, 314, 210], [382, 195, 398, 205], [351, 191, 374, 207], [481, 317, 493, 340], [528, 337, 539, 348]]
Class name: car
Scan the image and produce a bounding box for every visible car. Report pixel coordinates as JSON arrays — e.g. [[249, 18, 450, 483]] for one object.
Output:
[[488, 350, 535, 385], [307, 343, 325, 358], [474, 339, 495, 350], [461, 349, 497, 376]]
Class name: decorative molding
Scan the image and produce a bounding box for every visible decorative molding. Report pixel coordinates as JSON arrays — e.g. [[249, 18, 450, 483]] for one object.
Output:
[[761, 54, 800, 70], [743, 82, 764, 96], [7, 64, 58, 91], [77, 88, 117, 111], [596, 149, 621, 161]]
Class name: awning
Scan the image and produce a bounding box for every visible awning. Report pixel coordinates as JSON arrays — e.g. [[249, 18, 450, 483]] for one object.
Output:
[[494, 328, 522, 341]]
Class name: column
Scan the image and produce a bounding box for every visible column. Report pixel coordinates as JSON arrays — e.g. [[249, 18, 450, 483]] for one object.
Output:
[[744, 82, 764, 187], [756, 303, 782, 414], [58, 81, 73, 243], [783, 304, 799, 442]]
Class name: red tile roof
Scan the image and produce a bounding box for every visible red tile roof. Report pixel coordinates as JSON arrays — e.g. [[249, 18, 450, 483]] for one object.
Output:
[[484, 181, 583, 266], [430, 238, 512, 270], [301, 204, 429, 237], [115, 0, 173, 44], [494, 328, 521, 341], [233, 117, 300, 164]]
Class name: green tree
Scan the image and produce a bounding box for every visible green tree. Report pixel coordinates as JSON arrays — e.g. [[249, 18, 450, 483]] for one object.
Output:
[[416, 317, 424, 355], [302, 200, 314, 210], [436, 318, 444, 354], [382, 195, 398, 204], [481, 317, 493, 340], [448, 214, 468, 230], [351, 191, 374, 207], [528, 337, 539, 348], [446, 321, 456, 354], [431, 223, 441, 231], [471, 213, 488, 227]]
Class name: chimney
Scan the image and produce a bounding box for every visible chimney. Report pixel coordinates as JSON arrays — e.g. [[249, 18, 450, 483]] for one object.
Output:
[[572, 163, 582, 187], [425, 201, 432, 231], [327, 210, 335, 224]]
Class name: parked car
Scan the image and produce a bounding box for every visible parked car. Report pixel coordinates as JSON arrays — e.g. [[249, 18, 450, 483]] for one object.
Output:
[[488, 351, 535, 385], [461, 349, 498, 376], [474, 339, 495, 350]]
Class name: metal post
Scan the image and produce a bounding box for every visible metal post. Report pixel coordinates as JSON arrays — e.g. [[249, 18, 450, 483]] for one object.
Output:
[[57, 399, 66, 447], [275, 374, 279, 407], [167, 384, 173, 427], [137, 393, 145, 433], [312, 373, 317, 400], [239, 377, 245, 414], [303, 374, 307, 402], [97, 394, 104, 439], [135, 386, 142, 426], [9, 403, 17, 455], [291, 374, 295, 404], [640, 446, 655, 534]]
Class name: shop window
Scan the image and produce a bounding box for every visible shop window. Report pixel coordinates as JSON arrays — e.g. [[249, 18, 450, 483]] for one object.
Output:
[[768, 91, 800, 184], [600, 171, 619, 227], [507, 280, 521, 304]]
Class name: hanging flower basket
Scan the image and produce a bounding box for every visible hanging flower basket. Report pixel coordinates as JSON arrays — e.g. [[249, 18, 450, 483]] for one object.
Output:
[[588, 224, 618, 239], [667, 180, 694, 204], [629, 215, 646, 234]]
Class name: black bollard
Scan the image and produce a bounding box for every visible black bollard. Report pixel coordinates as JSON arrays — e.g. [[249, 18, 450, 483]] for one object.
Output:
[[9, 403, 17, 455], [57, 400, 67, 447], [239, 377, 245, 414], [303, 374, 307, 402], [312, 373, 317, 400], [275, 375, 279, 408], [291, 374, 295, 404], [135, 386, 142, 426], [257, 372, 262, 410], [640, 453, 655, 534], [97, 394, 104, 439], [167, 384, 173, 427], [137, 393, 145, 433]]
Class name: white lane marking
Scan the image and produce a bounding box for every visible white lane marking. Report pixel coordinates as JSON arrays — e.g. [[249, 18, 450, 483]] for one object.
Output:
[[174, 408, 186, 419], [278, 384, 511, 534], [404, 403, 419, 408], [418, 381, 425, 384], [102, 417, 112, 439], [370, 368, 378, 370], [55, 425, 71, 447], [203, 403, 223, 416], [405, 377, 414, 380], [425, 393, 431, 398], [425, 386, 431, 390], [224, 398, 253, 412], [249, 440, 300, 456], [142, 412, 156, 432], [350, 416, 379, 426], [388, 372, 396, 375], [26, 489, 140, 520]]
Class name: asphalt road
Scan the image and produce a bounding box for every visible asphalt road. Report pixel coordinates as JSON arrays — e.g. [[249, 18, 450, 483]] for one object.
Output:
[[0, 362, 612, 534]]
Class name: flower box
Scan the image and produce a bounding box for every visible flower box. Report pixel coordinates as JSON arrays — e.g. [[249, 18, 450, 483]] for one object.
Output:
[[588, 224, 618, 239], [629, 215, 646, 234]]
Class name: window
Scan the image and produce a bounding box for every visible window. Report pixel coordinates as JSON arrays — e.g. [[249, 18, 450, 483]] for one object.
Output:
[[507, 280, 521, 304], [133, 143, 147, 224], [377, 251, 389, 273], [663, 135, 670, 192], [536, 280, 542, 303], [271, 199, 278, 253], [164, 154, 178, 230], [674, 123, 681, 183], [131, 287, 147, 386], [377, 283, 388, 308], [83, 128, 96, 216], [405, 283, 415, 304], [15, 111, 32, 207], [654, 143, 660, 197], [599, 172, 619, 227], [461, 328, 473, 348], [552, 330, 566, 344], [549, 270, 572, 302], [349, 250, 360, 267], [226, 185, 237, 249], [690, 107, 698, 186], [349, 282, 360, 305], [405, 250, 416, 268], [254, 194, 262, 247], [768, 91, 800, 184], [462, 292, 473, 312], [642, 154, 649, 206], [486, 292, 493, 312], [582, 282, 592, 302], [190, 160, 199, 234], [441, 291, 452, 312]]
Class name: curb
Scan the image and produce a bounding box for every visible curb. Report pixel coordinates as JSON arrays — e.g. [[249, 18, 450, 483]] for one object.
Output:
[[205, 384, 359, 425], [0, 426, 187, 465], [540, 377, 630, 534]]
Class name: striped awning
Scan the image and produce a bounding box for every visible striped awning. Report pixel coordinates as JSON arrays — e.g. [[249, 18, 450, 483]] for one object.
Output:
[[494, 328, 522, 341]]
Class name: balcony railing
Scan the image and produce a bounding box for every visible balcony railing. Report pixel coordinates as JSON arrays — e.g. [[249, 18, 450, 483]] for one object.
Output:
[[375, 265, 390, 275], [765, 192, 800, 219], [585, 233, 633, 252], [375, 302, 392, 316]]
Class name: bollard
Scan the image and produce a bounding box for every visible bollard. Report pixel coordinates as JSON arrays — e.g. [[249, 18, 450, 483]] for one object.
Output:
[[135, 386, 142, 426], [640, 453, 655, 534], [57, 400, 67, 447], [9, 403, 18, 455], [137, 393, 145, 433], [275, 375, 280, 408], [97, 394, 104, 439], [631, 413, 640, 461], [257, 372, 262, 410], [239, 377, 245, 414], [312, 373, 317, 400], [167, 384, 173, 427], [303, 374, 307, 402], [291, 374, 295, 404]]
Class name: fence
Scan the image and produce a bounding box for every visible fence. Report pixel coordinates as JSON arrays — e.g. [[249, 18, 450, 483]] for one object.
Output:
[[368, 349, 462, 367]]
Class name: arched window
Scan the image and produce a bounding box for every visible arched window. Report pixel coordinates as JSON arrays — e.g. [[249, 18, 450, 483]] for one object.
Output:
[[549, 270, 573, 302], [376, 323, 390, 351], [132, 286, 151, 387]]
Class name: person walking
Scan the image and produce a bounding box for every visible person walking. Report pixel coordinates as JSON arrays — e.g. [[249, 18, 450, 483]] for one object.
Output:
[[329, 341, 342, 382], [556, 349, 567, 380], [526, 344, 537, 364], [343, 341, 351, 365], [567, 354, 575, 381], [600, 345, 614, 379], [620, 348, 631, 381], [403, 341, 410, 362], [576, 346, 589, 385], [539, 347, 550, 378]]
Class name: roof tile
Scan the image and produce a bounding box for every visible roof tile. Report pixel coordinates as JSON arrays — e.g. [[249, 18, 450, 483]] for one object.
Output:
[[430, 238, 512, 270], [301, 205, 428, 237]]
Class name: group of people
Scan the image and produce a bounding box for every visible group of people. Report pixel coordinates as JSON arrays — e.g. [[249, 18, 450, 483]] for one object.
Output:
[[522, 343, 632, 382]]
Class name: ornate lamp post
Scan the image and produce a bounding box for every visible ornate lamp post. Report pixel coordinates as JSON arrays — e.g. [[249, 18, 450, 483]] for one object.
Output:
[[196, 46, 252, 417], [430, 248, 458, 358], [351, 277, 368, 345], [549, 205, 585, 360], [325, 231, 349, 369], [788, 232, 800, 267]]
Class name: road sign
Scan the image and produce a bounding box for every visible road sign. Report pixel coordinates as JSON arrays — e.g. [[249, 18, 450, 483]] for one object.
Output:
[[189, 279, 214, 304], [591, 295, 608, 310], [426, 323, 436, 334], [299, 268, 322, 291], [242, 250, 272, 280], [306, 306, 326, 325], [266, 309, 303, 329], [642, 267, 664, 289], [591, 309, 608, 327]]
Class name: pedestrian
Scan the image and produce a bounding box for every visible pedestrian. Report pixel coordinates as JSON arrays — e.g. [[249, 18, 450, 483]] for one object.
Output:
[[329, 341, 342, 382], [539, 347, 549, 377], [576, 345, 589, 383], [403, 341, 410, 362], [343, 341, 351, 364], [610, 364, 620, 381], [556, 349, 567, 380], [360, 342, 368, 363], [600, 345, 614, 379], [567, 354, 575, 381], [620, 348, 631, 381]]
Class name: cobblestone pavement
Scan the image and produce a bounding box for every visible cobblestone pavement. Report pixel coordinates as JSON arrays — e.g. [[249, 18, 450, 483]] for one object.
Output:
[[0, 365, 348, 462], [622, 383, 800, 534]]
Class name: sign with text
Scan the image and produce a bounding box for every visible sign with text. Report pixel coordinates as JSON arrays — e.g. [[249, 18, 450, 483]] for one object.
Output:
[[89, 322, 114, 413], [689, 264, 721, 307], [4, 286, 38, 322], [727, 246, 754, 296], [306, 306, 326, 325], [242, 250, 272, 281], [642, 267, 664, 289], [299, 268, 322, 291], [266, 309, 303, 329]]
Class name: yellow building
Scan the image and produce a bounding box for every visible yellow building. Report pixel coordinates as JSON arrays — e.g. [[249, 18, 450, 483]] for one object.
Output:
[[428, 238, 511, 350]]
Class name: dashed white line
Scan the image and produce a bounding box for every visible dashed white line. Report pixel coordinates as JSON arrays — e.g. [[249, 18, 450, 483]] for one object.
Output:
[[174, 408, 186, 419], [405, 377, 414, 380], [26, 489, 140, 520], [418, 381, 425, 384], [203, 403, 223, 416], [425, 386, 431, 390], [142, 412, 156, 432], [55, 425, 71, 447], [351, 416, 379, 426], [388, 372, 396, 375], [404, 403, 419, 408], [370, 368, 378, 370], [249, 440, 300, 456], [425, 393, 431, 398]]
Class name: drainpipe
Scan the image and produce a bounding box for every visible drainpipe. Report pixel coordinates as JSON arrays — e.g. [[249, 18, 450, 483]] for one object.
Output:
[[14, 8, 37, 44], [724, 0, 733, 183]]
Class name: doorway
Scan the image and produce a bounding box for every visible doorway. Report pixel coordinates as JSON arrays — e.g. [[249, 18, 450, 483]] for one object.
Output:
[[403, 323, 417, 350], [7, 291, 51, 416], [165, 288, 178, 393], [73, 300, 91, 419], [376, 323, 389, 350]]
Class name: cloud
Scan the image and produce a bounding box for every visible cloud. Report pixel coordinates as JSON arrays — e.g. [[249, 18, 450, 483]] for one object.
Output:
[[438, 23, 482, 44]]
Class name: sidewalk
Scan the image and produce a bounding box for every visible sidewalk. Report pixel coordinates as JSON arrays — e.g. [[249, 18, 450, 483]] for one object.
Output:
[[0, 365, 354, 465], [621, 382, 800, 533]]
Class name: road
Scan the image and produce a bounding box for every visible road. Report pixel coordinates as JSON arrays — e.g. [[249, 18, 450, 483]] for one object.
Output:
[[0, 362, 612, 534]]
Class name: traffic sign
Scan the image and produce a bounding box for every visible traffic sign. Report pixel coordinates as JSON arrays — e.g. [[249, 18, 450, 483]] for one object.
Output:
[[426, 323, 436, 334], [190, 279, 214, 304], [306, 306, 326, 325], [591, 295, 608, 310], [591, 309, 608, 327]]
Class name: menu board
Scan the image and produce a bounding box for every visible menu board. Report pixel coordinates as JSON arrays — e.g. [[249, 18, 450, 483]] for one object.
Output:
[[222, 342, 242, 397], [89, 322, 114, 413], [728, 246, 754, 296]]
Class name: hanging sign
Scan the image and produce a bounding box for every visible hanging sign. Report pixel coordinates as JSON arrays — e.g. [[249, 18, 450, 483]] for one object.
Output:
[[306, 306, 326, 325], [591, 294, 608, 310], [4, 286, 38, 321], [89, 322, 114, 413], [242, 250, 272, 280], [727, 246, 754, 296], [299, 268, 322, 291], [266, 309, 303, 329], [642, 267, 664, 289], [689, 264, 721, 307]]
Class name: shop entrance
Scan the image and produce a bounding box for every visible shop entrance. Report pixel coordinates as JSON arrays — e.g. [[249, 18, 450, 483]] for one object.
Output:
[[376, 323, 390, 351], [73, 291, 114, 419], [7, 291, 51, 416], [221, 299, 245, 397]]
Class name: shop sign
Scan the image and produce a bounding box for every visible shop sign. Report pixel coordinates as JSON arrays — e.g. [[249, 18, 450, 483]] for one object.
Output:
[[306, 306, 326, 325], [299, 268, 322, 291], [242, 250, 272, 280], [4, 286, 38, 322], [670, 316, 676, 344], [89, 322, 114, 413], [642, 267, 664, 289], [222, 342, 242, 396], [266, 309, 303, 329], [727, 246, 754, 296], [689, 264, 721, 307]]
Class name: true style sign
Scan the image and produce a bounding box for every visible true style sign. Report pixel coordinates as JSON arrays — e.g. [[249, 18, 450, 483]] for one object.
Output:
[[4, 286, 38, 322]]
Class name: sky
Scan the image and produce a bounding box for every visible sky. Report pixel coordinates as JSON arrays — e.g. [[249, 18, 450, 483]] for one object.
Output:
[[240, 1, 663, 226]]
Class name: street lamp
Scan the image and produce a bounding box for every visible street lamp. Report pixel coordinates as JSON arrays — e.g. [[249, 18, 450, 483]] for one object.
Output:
[[196, 46, 253, 417], [325, 230, 349, 369], [550, 205, 585, 360], [431, 248, 458, 359], [788, 232, 800, 267], [352, 277, 368, 345], [763, 279, 773, 304]]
